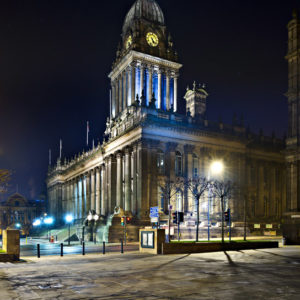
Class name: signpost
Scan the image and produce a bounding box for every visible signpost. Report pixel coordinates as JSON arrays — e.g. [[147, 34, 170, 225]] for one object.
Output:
[[150, 207, 160, 228]]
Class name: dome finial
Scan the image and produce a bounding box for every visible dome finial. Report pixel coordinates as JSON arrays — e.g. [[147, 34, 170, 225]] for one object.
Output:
[[292, 8, 298, 19]]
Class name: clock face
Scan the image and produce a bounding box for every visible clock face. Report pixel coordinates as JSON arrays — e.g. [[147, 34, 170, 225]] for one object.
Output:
[[126, 35, 132, 49], [146, 32, 159, 47]]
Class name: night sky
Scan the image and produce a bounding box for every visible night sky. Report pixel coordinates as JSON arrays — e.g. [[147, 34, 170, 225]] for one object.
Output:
[[0, 0, 299, 200]]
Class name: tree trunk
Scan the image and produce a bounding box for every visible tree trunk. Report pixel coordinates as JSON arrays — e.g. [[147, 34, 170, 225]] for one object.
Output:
[[221, 195, 224, 243], [196, 197, 199, 242], [243, 195, 247, 241]]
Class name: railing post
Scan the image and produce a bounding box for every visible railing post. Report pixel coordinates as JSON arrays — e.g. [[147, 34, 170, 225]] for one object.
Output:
[[60, 243, 63, 257], [82, 241, 85, 255], [103, 241, 105, 255], [37, 243, 40, 258]]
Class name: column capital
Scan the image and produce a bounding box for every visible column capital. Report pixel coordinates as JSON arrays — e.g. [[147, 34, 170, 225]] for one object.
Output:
[[184, 144, 195, 154]]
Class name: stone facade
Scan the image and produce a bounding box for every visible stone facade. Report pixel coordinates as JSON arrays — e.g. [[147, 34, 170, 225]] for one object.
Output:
[[47, 0, 287, 235]]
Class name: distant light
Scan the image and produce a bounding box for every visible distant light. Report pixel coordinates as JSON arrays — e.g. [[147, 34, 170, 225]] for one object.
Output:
[[44, 213, 48, 217], [210, 161, 224, 175], [15, 223, 21, 228], [65, 214, 73, 223], [33, 219, 41, 226], [87, 214, 93, 221], [44, 217, 54, 225], [94, 215, 99, 221]]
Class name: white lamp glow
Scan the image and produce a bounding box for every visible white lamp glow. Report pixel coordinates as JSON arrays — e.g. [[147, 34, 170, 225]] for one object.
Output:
[[210, 161, 224, 175]]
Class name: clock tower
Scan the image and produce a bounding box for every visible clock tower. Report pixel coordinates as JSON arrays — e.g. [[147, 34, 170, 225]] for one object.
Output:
[[108, 0, 182, 120]]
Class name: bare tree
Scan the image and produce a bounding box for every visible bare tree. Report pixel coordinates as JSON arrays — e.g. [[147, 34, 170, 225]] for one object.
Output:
[[159, 177, 182, 242], [186, 177, 209, 242], [212, 180, 235, 243], [0, 169, 11, 193]]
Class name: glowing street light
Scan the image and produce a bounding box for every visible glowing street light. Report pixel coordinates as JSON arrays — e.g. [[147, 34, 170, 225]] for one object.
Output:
[[15, 223, 21, 229], [210, 161, 224, 176], [44, 217, 54, 225], [33, 219, 41, 226]]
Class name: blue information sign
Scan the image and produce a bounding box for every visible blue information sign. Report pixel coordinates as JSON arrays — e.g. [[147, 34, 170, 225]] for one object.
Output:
[[150, 206, 159, 218]]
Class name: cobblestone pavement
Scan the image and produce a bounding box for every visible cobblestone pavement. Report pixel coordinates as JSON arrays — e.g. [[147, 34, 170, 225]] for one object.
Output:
[[0, 247, 300, 299]]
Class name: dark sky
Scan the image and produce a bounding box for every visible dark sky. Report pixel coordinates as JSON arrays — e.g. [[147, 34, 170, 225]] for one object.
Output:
[[0, 0, 298, 200]]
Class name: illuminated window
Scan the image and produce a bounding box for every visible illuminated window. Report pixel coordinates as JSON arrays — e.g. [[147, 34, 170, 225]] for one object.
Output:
[[175, 151, 182, 176], [157, 150, 165, 175], [192, 154, 198, 178]]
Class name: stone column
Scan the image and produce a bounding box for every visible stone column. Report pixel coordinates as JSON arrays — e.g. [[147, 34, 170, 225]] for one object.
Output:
[[106, 156, 117, 214], [86, 173, 91, 214], [73, 179, 78, 219], [69, 180, 74, 215], [148, 66, 153, 103], [174, 75, 178, 112], [130, 63, 136, 106], [157, 69, 162, 109], [116, 151, 123, 208], [90, 169, 95, 211], [101, 164, 107, 215], [124, 148, 131, 211], [166, 72, 170, 110], [112, 83, 116, 118], [131, 146, 137, 215], [115, 80, 119, 116], [123, 71, 127, 109], [95, 167, 100, 215], [137, 141, 143, 217], [119, 77, 123, 113], [140, 64, 144, 97], [184, 144, 194, 212]]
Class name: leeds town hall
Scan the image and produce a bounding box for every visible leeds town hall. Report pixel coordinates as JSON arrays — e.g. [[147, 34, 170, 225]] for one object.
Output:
[[47, 0, 299, 241]]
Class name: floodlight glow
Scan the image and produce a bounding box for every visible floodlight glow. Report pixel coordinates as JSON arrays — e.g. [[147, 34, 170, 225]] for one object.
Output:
[[15, 223, 21, 228], [94, 215, 99, 221], [210, 161, 224, 175], [44, 217, 54, 225], [87, 214, 93, 221], [65, 215, 73, 223], [33, 219, 41, 226]]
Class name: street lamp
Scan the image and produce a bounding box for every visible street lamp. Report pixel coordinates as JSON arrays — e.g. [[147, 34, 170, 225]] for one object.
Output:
[[208, 161, 224, 241], [86, 211, 99, 244], [65, 214, 73, 246]]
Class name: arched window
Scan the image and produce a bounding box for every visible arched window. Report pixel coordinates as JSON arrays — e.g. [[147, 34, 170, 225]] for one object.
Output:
[[157, 150, 165, 175], [176, 190, 183, 212], [192, 154, 199, 178], [175, 151, 182, 176]]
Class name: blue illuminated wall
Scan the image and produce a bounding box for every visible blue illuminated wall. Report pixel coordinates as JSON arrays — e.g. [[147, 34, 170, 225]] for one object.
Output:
[[135, 67, 141, 101], [145, 69, 149, 105], [152, 73, 158, 106]]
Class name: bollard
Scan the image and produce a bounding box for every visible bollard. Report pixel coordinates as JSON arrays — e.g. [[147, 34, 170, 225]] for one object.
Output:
[[121, 240, 124, 254], [103, 241, 105, 255], [37, 243, 40, 258], [60, 243, 63, 257], [82, 241, 85, 255]]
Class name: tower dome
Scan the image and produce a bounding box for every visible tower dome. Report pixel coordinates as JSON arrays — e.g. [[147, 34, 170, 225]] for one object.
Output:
[[122, 0, 165, 35]]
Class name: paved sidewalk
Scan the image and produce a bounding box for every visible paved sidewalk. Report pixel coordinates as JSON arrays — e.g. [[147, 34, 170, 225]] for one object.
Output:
[[0, 247, 299, 299]]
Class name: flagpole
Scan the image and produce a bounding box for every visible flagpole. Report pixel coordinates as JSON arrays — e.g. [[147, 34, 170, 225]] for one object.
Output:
[[86, 121, 89, 147], [59, 139, 62, 159]]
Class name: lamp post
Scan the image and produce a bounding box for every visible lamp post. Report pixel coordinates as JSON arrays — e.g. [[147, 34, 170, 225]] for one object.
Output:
[[87, 211, 99, 244], [65, 214, 73, 246], [209, 161, 224, 242]]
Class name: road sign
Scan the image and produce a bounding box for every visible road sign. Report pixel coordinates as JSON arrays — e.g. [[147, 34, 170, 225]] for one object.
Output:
[[150, 206, 159, 218]]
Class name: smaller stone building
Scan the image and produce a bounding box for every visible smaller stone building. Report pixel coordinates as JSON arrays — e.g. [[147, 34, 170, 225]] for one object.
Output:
[[0, 193, 45, 236]]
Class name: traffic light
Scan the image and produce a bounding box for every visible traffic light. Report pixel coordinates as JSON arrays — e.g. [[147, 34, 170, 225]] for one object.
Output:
[[178, 212, 184, 223], [224, 209, 230, 222], [172, 212, 178, 224], [121, 217, 125, 226], [126, 217, 131, 224]]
